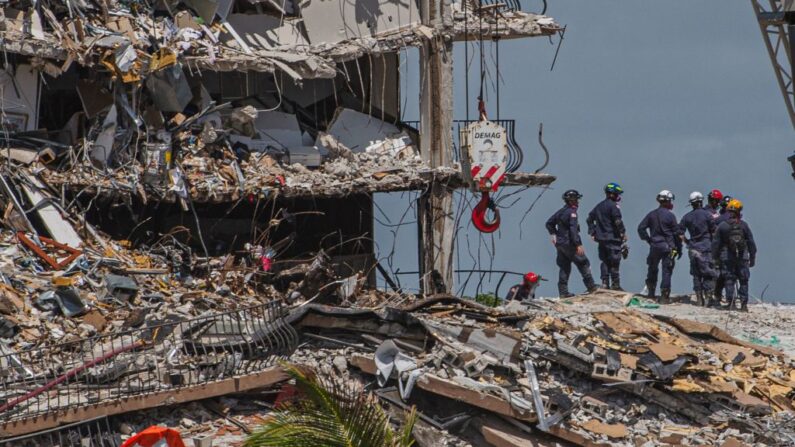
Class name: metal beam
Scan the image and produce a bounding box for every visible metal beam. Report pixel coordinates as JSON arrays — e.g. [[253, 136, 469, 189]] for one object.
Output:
[[752, 0, 795, 130]]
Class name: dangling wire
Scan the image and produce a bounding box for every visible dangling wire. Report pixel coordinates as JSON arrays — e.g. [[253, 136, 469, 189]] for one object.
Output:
[[465, 0, 470, 121], [494, 7, 500, 120]]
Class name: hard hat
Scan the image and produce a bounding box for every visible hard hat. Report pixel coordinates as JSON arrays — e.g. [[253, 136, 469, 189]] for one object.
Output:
[[708, 189, 723, 201], [727, 198, 743, 212], [689, 191, 703, 204], [720, 195, 733, 208], [562, 189, 582, 201], [523, 272, 539, 284], [604, 182, 624, 195], [657, 190, 674, 202]]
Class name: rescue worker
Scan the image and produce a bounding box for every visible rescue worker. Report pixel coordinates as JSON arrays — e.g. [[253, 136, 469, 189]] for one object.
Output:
[[713, 194, 733, 302], [545, 190, 597, 298], [586, 182, 627, 290], [713, 199, 757, 312], [706, 189, 723, 220], [637, 190, 682, 304], [679, 192, 717, 307], [505, 272, 541, 301]]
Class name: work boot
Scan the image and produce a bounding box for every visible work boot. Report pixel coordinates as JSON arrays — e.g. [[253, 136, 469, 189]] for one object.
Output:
[[703, 291, 715, 308], [660, 289, 671, 305], [644, 281, 656, 300], [739, 302, 749, 313], [601, 279, 609, 289], [560, 292, 574, 298], [695, 291, 704, 307], [610, 280, 624, 292]]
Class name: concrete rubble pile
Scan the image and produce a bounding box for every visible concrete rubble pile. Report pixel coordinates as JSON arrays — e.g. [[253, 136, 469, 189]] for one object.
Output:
[[0, 191, 792, 446]]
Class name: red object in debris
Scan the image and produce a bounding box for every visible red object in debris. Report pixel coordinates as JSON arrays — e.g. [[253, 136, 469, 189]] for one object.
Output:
[[472, 191, 500, 233], [275, 175, 286, 186], [121, 426, 186, 447], [274, 383, 299, 408], [261, 255, 272, 272]]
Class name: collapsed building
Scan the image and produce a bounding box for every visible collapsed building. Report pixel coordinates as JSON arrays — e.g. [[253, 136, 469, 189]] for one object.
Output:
[[0, 1, 792, 447]]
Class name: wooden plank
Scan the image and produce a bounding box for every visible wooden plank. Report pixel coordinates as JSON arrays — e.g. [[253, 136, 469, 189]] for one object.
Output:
[[350, 354, 535, 422], [0, 367, 288, 437]]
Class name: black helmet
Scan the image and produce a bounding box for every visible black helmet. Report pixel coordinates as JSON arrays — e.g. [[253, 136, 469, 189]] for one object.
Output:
[[562, 189, 583, 202], [720, 195, 733, 209]]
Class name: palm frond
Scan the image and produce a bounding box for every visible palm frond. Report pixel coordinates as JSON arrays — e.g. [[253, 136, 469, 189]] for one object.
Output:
[[244, 363, 417, 447]]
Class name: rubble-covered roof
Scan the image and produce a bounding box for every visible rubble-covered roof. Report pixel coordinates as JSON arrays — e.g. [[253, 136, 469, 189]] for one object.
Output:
[[0, 1, 559, 81]]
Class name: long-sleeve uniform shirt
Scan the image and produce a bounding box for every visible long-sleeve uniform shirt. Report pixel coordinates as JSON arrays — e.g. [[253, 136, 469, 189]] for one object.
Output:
[[546, 205, 582, 247], [587, 199, 626, 243], [679, 208, 715, 252], [637, 207, 682, 251]]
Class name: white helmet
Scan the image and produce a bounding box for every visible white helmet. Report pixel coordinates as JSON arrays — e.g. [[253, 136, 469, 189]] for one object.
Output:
[[657, 190, 674, 202], [689, 191, 703, 204]]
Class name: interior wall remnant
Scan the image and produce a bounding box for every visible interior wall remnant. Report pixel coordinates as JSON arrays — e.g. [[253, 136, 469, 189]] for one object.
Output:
[[369, 52, 400, 121], [0, 64, 40, 132]]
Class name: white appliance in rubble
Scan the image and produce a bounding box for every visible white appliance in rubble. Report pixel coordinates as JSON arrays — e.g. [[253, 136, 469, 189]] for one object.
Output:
[[461, 120, 509, 192]]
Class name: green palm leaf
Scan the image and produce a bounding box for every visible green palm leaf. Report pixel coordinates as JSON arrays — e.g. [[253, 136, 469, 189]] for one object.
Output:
[[245, 364, 417, 447]]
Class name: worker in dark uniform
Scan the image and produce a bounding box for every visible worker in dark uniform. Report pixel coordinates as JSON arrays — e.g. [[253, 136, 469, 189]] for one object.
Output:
[[545, 190, 597, 298], [713, 194, 733, 302], [505, 272, 542, 301], [586, 182, 627, 290], [713, 199, 757, 312], [706, 189, 723, 220], [637, 190, 682, 304], [679, 192, 717, 307]]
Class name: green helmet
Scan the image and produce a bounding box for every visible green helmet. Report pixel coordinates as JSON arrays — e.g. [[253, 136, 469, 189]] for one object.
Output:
[[604, 182, 624, 195]]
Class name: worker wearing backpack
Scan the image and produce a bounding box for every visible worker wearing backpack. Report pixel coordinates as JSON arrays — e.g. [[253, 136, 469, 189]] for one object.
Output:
[[712, 199, 757, 312]]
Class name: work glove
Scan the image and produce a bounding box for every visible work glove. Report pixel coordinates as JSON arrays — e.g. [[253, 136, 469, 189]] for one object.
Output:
[[676, 249, 683, 260], [750, 258, 756, 268], [621, 243, 629, 260]]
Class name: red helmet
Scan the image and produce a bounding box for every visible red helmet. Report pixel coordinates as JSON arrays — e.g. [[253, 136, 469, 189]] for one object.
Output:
[[708, 189, 723, 201], [523, 272, 539, 284]]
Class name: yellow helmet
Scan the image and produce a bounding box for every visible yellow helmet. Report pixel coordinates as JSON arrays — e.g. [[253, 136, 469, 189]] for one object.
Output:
[[727, 198, 743, 212]]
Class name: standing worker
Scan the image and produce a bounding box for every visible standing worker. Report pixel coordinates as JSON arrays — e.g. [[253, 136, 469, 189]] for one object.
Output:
[[679, 192, 717, 307], [637, 190, 682, 304], [587, 183, 627, 290], [713, 199, 757, 312], [706, 189, 723, 220], [713, 194, 733, 303], [545, 190, 598, 298], [505, 272, 542, 301]]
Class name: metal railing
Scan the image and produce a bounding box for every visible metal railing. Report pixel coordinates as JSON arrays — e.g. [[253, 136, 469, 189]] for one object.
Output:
[[392, 269, 526, 298], [0, 416, 119, 447], [402, 119, 525, 173], [0, 301, 297, 423]]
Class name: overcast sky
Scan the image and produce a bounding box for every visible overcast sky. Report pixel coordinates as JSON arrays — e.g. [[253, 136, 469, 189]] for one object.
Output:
[[375, 1, 795, 303]]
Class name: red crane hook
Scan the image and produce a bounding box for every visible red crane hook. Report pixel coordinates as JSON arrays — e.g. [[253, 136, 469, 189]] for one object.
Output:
[[472, 191, 501, 233]]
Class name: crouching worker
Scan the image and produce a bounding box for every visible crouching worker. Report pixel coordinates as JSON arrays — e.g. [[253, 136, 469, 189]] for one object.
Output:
[[505, 272, 543, 301]]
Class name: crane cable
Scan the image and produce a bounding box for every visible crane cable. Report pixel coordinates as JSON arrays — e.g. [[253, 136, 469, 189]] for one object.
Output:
[[471, 3, 503, 233]]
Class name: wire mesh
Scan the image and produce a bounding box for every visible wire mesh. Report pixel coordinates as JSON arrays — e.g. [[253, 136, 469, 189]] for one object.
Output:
[[0, 416, 120, 447], [0, 301, 297, 424]]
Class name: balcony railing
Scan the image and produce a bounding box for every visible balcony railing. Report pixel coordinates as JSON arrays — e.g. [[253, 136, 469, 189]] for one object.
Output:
[[0, 301, 297, 424], [402, 119, 525, 173]]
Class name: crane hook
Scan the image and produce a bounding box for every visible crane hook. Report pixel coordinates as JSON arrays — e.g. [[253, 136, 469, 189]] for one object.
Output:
[[472, 191, 501, 233]]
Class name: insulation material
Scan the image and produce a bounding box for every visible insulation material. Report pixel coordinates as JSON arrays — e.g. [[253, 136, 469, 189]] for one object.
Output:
[[0, 65, 39, 132], [297, 0, 420, 44], [320, 108, 415, 154], [221, 14, 309, 50]]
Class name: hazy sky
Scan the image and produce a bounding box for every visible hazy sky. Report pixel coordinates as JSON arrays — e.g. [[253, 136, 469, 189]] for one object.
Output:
[[374, 1, 795, 303]]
